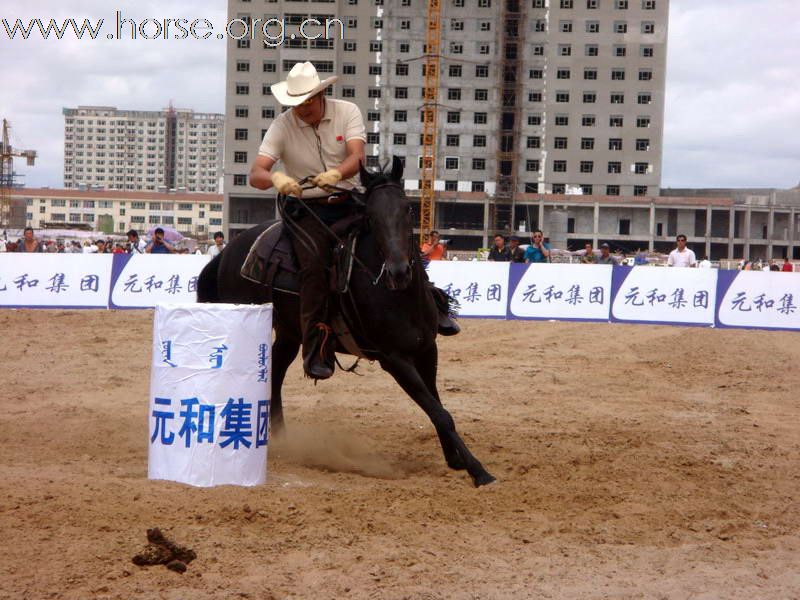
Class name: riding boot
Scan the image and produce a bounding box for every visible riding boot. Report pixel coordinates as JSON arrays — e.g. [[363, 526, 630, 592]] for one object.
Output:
[[437, 314, 461, 336], [302, 322, 335, 380]]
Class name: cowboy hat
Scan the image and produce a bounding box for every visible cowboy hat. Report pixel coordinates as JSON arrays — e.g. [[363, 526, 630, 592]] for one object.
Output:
[[271, 61, 338, 106]]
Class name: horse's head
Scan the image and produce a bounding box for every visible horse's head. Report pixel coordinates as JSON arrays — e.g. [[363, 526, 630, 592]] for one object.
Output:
[[358, 156, 413, 291]]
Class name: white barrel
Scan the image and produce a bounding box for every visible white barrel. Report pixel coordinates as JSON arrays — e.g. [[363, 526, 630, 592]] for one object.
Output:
[[148, 303, 273, 487]]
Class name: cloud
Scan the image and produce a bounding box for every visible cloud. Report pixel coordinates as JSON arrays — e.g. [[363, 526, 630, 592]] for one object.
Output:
[[663, 0, 800, 188]]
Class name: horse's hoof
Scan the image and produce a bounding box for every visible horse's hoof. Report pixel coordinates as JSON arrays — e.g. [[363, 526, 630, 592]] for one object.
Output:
[[472, 472, 497, 487]]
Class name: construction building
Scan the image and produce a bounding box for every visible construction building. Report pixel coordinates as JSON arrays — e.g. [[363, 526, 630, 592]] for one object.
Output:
[[63, 105, 224, 194], [224, 0, 669, 237]]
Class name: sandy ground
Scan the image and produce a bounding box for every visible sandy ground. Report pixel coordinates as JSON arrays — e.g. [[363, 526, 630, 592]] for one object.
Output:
[[0, 310, 799, 599]]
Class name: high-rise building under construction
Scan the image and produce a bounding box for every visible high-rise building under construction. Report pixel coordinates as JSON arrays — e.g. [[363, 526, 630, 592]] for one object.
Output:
[[224, 0, 668, 238]]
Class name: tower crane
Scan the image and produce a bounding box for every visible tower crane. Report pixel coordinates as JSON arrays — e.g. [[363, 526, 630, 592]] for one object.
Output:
[[1, 119, 37, 229], [419, 0, 441, 246]]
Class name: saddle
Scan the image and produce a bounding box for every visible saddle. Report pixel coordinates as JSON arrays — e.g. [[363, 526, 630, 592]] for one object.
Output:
[[240, 214, 365, 297]]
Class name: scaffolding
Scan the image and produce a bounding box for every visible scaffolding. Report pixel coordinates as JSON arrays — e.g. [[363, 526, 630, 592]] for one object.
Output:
[[419, 0, 442, 245], [1, 119, 37, 229], [491, 0, 526, 234]]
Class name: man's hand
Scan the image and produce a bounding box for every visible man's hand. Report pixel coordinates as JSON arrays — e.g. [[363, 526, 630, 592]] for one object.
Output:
[[272, 172, 303, 197], [312, 168, 343, 192]]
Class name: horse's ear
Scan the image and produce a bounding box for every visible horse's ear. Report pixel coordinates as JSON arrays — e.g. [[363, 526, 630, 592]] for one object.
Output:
[[358, 160, 371, 187], [391, 155, 404, 183]]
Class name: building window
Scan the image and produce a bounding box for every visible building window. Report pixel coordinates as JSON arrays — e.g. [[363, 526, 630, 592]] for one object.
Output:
[[368, 88, 381, 98], [343, 63, 356, 75], [639, 69, 653, 81], [553, 160, 567, 172], [393, 134, 406, 145], [474, 112, 487, 124], [445, 158, 459, 169], [446, 135, 460, 147], [634, 185, 648, 196], [582, 115, 596, 127], [619, 219, 631, 235], [448, 88, 462, 101], [447, 112, 461, 124], [472, 181, 485, 192], [234, 128, 248, 141], [369, 64, 382, 75], [525, 183, 539, 193], [638, 93, 653, 104], [233, 174, 247, 186], [580, 161, 594, 173], [394, 110, 408, 122], [395, 87, 408, 99], [606, 185, 620, 196], [587, 0, 598, 7], [474, 135, 487, 147], [475, 89, 488, 101], [527, 136, 541, 149], [609, 115, 624, 127], [368, 111, 380, 122], [610, 93, 625, 104], [586, 21, 599, 33], [636, 138, 650, 151], [560, 21, 573, 33], [472, 158, 486, 170], [641, 45, 654, 57], [614, 21, 628, 33], [234, 107, 249, 118], [554, 137, 568, 149], [609, 139, 623, 151], [367, 132, 380, 144], [529, 91, 543, 102], [635, 162, 650, 174], [615, 0, 629, 8], [552, 184, 566, 194], [637, 116, 651, 128], [475, 65, 488, 77], [585, 44, 598, 56], [558, 44, 571, 56], [235, 83, 249, 95], [583, 92, 596, 103], [526, 160, 540, 172], [556, 91, 570, 103], [614, 45, 627, 57], [608, 161, 622, 173], [642, 22, 655, 34], [584, 68, 598, 81], [581, 137, 595, 150], [611, 69, 626, 81], [534, 19, 546, 32], [643, 0, 656, 8], [557, 69, 571, 80], [555, 115, 569, 126], [342, 87, 356, 98], [580, 185, 593, 195], [234, 151, 248, 163], [560, 0, 574, 7]]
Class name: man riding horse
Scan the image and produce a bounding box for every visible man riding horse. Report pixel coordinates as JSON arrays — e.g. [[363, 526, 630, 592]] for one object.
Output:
[[249, 62, 458, 381]]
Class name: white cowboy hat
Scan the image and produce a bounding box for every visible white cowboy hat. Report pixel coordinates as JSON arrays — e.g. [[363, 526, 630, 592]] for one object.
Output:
[[271, 61, 338, 106]]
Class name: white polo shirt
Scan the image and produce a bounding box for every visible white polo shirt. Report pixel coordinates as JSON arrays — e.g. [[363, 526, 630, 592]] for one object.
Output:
[[667, 247, 697, 267], [258, 98, 366, 198]]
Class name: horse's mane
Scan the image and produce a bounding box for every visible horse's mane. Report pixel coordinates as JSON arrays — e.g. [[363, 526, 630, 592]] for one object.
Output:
[[361, 160, 401, 192]]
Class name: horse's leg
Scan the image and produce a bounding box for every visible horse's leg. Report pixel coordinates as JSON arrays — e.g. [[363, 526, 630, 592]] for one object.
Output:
[[379, 353, 496, 487], [413, 346, 467, 472], [270, 326, 300, 437]]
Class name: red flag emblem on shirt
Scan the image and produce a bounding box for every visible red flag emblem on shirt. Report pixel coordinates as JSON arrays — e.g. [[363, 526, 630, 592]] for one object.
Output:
[[336, 135, 344, 142]]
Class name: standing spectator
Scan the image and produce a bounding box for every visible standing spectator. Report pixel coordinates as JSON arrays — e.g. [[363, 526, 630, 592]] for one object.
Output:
[[95, 239, 109, 254], [126, 229, 146, 254], [487, 234, 511, 261], [421, 230, 447, 262], [581, 242, 596, 264], [0, 237, 6, 252], [508, 236, 525, 263], [596, 243, 617, 265], [667, 234, 696, 267], [698, 255, 712, 269], [146, 227, 177, 254], [524, 229, 550, 263], [782, 257, 794, 272], [207, 231, 226, 258], [112, 243, 126, 254], [16, 227, 42, 253]]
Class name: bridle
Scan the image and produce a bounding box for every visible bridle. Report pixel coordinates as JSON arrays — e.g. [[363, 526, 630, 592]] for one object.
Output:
[[279, 178, 414, 287]]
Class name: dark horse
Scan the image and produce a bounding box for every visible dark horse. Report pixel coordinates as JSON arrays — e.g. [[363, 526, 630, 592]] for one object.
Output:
[[197, 158, 495, 487]]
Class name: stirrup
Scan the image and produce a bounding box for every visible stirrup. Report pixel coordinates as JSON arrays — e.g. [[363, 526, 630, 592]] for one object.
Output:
[[303, 323, 335, 380]]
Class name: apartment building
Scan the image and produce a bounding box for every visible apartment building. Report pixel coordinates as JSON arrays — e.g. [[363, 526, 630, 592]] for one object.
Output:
[[63, 105, 224, 194], [224, 0, 668, 234], [11, 188, 224, 237]]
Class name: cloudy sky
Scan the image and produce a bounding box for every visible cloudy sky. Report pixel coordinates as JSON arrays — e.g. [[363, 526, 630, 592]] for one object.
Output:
[[1, 0, 798, 190]]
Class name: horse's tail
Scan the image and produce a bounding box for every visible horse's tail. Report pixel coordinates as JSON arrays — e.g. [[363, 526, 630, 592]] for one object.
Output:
[[197, 252, 222, 303]]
